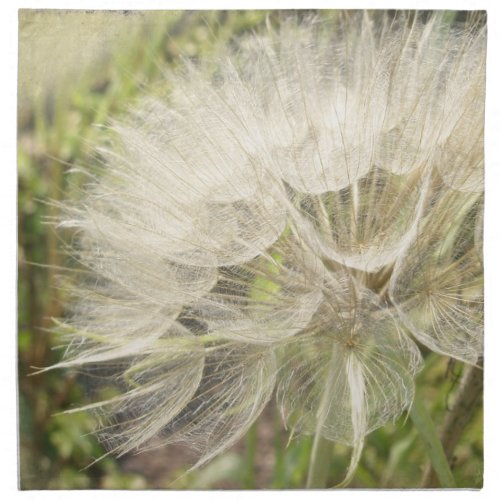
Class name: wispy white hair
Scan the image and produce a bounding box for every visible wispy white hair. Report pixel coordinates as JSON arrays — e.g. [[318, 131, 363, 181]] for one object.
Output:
[[49, 10, 485, 484]]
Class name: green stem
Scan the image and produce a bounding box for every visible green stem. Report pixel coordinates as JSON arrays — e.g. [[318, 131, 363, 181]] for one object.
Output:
[[422, 364, 483, 487], [243, 422, 257, 489], [409, 394, 456, 488], [271, 406, 286, 488], [306, 433, 332, 488], [306, 343, 338, 488]]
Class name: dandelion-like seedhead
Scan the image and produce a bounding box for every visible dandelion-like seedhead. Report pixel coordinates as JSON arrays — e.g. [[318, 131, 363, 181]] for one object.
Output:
[[51, 11, 485, 484]]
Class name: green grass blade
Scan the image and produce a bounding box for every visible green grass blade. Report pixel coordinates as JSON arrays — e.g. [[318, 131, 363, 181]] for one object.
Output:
[[409, 395, 456, 488]]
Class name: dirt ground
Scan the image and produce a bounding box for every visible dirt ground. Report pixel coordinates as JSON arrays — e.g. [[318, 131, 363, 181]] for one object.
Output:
[[120, 402, 281, 489]]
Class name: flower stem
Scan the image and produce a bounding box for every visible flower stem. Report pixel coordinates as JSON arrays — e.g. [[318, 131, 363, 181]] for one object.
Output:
[[409, 393, 456, 488], [272, 407, 286, 488], [306, 433, 332, 488], [306, 343, 338, 488], [421, 363, 483, 487], [243, 422, 258, 488]]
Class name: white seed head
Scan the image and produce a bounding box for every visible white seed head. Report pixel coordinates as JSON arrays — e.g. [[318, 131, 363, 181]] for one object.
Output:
[[52, 11, 485, 483]]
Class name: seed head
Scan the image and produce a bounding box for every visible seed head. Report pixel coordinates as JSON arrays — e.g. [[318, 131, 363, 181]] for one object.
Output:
[[51, 11, 485, 484]]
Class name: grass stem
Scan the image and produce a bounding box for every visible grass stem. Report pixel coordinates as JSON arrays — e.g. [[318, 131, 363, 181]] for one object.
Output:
[[409, 393, 456, 488], [306, 433, 332, 488]]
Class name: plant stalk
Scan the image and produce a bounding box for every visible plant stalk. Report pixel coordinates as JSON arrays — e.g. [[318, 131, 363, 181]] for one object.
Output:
[[243, 422, 258, 488], [409, 392, 456, 488], [421, 363, 483, 487], [306, 433, 333, 488], [306, 343, 338, 488]]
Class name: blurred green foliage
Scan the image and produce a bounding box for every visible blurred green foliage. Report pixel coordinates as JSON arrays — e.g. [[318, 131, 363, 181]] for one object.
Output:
[[17, 9, 482, 489]]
